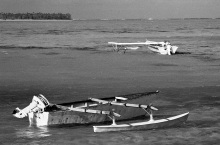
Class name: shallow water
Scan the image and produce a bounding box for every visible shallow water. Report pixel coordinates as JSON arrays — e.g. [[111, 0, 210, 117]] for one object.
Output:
[[1, 19, 220, 53], [0, 19, 220, 144], [1, 86, 220, 145]]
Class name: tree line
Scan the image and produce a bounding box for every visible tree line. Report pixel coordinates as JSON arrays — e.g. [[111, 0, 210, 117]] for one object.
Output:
[[0, 12, 72, 20]]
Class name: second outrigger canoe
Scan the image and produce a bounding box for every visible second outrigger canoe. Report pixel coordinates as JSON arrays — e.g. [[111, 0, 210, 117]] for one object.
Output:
[[108, 40, 178, 55], [12, 90, 159, 126]]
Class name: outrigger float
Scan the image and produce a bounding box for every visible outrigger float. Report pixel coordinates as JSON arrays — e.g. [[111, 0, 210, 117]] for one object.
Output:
[[94, 112, 189, 132], [108, 39, 178, 55], [12, 90, 160, 126]]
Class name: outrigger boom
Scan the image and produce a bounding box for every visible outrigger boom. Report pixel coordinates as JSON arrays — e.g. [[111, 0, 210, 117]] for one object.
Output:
[[89, 97, 158, 110], [108, 41, 158, 46]]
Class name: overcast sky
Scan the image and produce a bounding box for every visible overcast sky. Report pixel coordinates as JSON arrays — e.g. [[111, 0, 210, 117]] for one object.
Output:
[[0, 0, 220, 19]]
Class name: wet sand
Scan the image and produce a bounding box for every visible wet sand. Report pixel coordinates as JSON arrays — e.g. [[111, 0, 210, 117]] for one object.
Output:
[[0, 48, 220, 144]]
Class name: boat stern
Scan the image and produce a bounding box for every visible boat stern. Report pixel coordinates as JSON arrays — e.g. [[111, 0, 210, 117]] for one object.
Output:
[[28, 112, 49, 126], [171, 46, 178, 54]]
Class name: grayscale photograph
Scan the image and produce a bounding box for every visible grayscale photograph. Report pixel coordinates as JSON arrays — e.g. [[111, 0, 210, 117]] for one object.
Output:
[[0, 0, 220, 144]]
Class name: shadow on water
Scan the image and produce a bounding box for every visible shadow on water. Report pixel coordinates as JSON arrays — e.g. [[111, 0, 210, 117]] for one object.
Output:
[[174, 51, 191, 55]]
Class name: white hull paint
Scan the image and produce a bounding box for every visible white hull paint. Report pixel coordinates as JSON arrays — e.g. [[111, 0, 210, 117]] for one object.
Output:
[[148, 45, 178, 55], [93, 112, 189, 132]]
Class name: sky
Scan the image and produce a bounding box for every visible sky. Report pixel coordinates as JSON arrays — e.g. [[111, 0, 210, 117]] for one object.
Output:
[[0, 0, 220, 19]]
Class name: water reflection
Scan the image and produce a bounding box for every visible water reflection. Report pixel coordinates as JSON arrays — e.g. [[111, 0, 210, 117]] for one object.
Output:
[[16, 126, 51, 138]]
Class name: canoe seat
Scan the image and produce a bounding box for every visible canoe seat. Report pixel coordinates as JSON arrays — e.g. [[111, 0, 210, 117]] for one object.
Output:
[[115, 97, 128, 102]]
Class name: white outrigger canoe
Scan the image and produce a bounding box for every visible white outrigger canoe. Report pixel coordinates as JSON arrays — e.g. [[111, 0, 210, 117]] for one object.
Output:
[[12, 90, 159, 126], [108, 39, 178, 55]]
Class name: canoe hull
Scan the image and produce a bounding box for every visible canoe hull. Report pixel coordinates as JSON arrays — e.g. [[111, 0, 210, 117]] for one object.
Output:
[[29, 110, 109, 126], [148, 45, 178, 55], [93, 112, 189, 132], [28, 91, 158, 126]]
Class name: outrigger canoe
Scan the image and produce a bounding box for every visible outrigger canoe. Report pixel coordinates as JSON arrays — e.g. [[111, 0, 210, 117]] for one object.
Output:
[[12, 90, 159, 126], [108, 40, 178, 55]]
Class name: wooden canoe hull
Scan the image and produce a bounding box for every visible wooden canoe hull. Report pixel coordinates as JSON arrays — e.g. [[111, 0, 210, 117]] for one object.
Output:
[[93, 112, 189, 132], [28, 91, 159, 126]]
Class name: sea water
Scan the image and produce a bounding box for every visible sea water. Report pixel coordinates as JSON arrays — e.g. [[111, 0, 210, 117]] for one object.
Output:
[[0, 19, 220, 145], [1, 19, 220, 54]]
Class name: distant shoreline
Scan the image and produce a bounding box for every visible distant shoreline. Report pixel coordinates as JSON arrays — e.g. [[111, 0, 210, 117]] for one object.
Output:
[[0, 19, 73, 21], [0, 18, 219, 22], [0, 12, 72, 20]]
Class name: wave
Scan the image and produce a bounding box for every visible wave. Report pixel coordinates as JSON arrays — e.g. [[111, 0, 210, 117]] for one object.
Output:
[[41, 52, 61, 56], [200, 45, 210, 48], [34, 30, 81, 35], [156, 30, 170, 32], [67, 46, 97, 51], [204, 27, 220, 30], [46, 30, 64, 35], [175, 27, 190, 31], [77, 28, 171, 34], [0, 45, 99, 51], [0, 45, 57, 50]]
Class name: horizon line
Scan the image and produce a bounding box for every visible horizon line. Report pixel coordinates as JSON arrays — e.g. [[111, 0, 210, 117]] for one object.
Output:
[[1, 17, 220, 21]]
